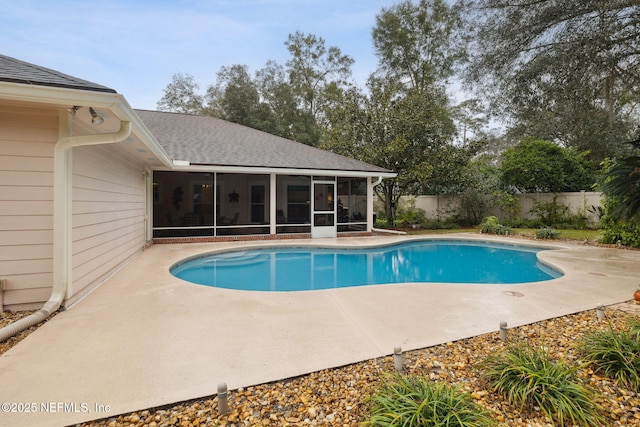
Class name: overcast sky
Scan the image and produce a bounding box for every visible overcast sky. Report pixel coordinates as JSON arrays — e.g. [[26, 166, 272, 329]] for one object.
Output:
[[1, 0, 401, 110]]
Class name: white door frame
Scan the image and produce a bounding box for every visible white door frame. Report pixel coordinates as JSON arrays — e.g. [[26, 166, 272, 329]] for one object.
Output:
[[311, 178, 336, 238]]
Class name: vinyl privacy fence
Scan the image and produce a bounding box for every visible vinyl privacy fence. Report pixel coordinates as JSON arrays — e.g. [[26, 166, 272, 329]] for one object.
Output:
[[391, 192, 602, 224]]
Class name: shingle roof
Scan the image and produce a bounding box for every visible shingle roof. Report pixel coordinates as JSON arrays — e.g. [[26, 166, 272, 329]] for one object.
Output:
[[0, 54, 116, 93], [135, 109, 392, 174]]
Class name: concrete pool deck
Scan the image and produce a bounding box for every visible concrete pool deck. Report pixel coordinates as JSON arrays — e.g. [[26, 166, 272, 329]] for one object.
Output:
[[2, 233, 640, 426]]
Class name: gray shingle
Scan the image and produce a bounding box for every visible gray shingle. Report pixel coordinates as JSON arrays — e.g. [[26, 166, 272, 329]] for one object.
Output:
[[0, 54, 116, 93], [135, 110, 392, 174]]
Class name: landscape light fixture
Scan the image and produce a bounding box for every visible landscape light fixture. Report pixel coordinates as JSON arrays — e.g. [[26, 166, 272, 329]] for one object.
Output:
[[89, 107, 104, 125]]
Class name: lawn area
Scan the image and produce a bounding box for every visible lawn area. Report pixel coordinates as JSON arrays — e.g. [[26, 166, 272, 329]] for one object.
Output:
[[511, 228, 602, 241], [405, 227, 603, 242]]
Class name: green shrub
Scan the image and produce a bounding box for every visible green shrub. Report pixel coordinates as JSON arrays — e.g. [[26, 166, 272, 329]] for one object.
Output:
[[535, 227, 560, 239], [566, 212, 591, 229], [395, 199, 427, 228], [480, 343, 603, 426], [374, 212, 389, 228], [495, 190, 521, 221], [455, 189, 493, 226], [529, 198, 570, 227], [364, 374, 494, 427], [494, 224, 511, 235], [479, 216, 511, 235], [578, 319, 640, 391], [479, 216, 499, 232], [595, 196, 640, 247], [599, 218, 640, 247], [587, 205, 605, 222], [422, 219, 459, 230], [504, 218, 544, 229]]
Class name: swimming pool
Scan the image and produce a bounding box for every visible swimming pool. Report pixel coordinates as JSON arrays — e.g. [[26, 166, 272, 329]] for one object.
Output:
[[171, 240, 562, 291]]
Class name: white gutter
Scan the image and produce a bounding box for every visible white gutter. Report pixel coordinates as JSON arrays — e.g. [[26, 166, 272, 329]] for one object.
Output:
[[368, 176, 406, 234], [0, 82, 174, 169], [0, 119, 132, 343], [164, 163, 396, 179]]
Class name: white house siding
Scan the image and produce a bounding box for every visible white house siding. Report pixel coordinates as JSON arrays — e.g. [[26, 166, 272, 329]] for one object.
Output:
[[68, 143, 147, 305], [0, 105, 57, 310]]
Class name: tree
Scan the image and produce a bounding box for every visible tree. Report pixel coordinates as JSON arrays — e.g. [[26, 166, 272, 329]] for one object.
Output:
[[323, 76, 455, 221], [156, 33, 350, 146], [255, 60, 322, 145], [465, 0, 640, 162], [419, 136, 485, 195], [500, 139, 595, 193], [285, 31, 355, 126], [373, 0, 467, 94], [205, 64, 277, 131], [451, 98, 489, 146], [322, 0, 466, 221], [211, 65, 258, 123], [255, 60, 297, 138], [156, 73, 204, 114], [499, 57, 636, 162]]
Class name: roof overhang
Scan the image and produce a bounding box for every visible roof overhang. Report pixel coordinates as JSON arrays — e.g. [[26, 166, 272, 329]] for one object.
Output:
[[0, 81, 173, 168], [156, 163, 397, 178], [0, 81, 396, 178]]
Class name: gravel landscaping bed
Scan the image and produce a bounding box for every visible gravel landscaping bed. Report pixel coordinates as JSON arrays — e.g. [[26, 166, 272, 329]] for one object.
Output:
[[0, 310, 58, 356], [80, 303, 639, 426], [2, 304, 639, 426]]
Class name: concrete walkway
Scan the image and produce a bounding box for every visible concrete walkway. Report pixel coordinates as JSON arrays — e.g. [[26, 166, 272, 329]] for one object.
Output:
[[1, 234, 640, 426]]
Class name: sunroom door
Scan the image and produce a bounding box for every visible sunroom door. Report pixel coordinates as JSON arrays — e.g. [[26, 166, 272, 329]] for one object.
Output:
[[311, 179, 336, 238]]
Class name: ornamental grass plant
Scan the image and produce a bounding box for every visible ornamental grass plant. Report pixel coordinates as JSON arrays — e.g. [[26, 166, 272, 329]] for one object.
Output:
[[364, 373, 494, 427], [480, 342, 603, 427], [578, 318, 640, 392], [628, 316, 640, 340]]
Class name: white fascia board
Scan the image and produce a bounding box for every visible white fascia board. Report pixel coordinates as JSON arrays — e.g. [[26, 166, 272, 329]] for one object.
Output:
[[0, 81, 117, 107], [155, 163, 397, 178], [0, 82, 173, 168]]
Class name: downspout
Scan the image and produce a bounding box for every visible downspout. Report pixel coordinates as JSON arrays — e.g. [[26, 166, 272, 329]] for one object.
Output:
[[0, 119, 131, 343], [370, 175, 406, 235]]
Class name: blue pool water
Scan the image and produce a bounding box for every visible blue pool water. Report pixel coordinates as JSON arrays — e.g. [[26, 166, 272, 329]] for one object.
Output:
[[171, 240, 562, 291]]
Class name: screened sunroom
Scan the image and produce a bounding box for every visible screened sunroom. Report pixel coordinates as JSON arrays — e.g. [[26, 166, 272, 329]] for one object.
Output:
[[136, 110, 394, 241], [152, 172, 371, 239]]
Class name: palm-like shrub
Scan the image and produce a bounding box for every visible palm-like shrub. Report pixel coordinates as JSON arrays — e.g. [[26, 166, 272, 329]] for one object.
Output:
[[600, 136, 640, 221], [364, 374, 494, 427], [578, 319, 640, 391], [598, 136, 640, 247], [480, 343, 603, 426]]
